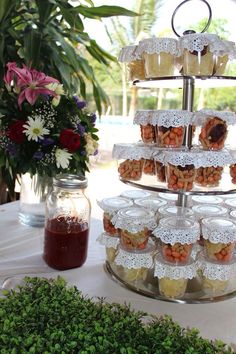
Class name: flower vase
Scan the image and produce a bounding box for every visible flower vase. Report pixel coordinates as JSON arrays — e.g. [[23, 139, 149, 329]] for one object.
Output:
[[19, 173, 52, 227]]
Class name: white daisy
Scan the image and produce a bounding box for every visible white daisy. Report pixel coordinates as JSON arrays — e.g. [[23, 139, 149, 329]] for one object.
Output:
[[55, 148, 72, 169], [23, 117, 49, 142]]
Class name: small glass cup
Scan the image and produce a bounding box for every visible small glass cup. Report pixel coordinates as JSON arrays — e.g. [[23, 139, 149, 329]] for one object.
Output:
[[118, 159, 143, 181], [158, 205, 194, 219], [161, 242, 193, 264], [120, 228, 150, 251], [155, 161, 166, 182], [191, 195, 223, 206], [204, 239, 235, 262], [166, 163, 195, 191], [140, 124, 156, 143], [202, 276, 229, 295], [199, 117, 228, 150], [143, 159, 156, 176], [195, 166, 223, 187], [157, 126, 184, 148], [159, 277, 188, 299]]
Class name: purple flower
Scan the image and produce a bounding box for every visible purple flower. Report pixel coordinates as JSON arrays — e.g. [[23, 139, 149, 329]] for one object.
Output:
[[93, 149, 98, 156], [39, 137, 54, 146], [90, 113, 97, 124], [6, 143, 17, 157], [77, 123, 85, 136], [73, 96, 87, 109], [33, 151, 44, 160], [81, 150, 87, 156]]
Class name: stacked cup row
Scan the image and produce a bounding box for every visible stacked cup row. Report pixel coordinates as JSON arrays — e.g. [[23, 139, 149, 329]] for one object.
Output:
[[97, 200, 236, 298], [112, 143, 234, 191], [119, 34, 236, 81], [134, 109, 236, 150]]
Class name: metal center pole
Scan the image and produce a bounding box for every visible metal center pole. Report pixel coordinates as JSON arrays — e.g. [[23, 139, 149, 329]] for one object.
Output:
[[177, 77, 195, 207]]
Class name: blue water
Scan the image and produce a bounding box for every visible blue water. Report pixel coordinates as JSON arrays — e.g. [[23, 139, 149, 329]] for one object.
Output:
[[97, 116, 133, 126]]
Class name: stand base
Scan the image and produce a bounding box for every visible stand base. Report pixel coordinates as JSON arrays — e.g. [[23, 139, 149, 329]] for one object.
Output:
[[105, 261, 236, 304]]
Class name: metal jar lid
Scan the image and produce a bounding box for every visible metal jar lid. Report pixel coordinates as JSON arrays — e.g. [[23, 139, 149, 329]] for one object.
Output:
[[53, 174, 88, 189]]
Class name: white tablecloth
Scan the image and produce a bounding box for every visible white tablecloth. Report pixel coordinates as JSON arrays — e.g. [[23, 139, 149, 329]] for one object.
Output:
[[0, 200, 236, 348]]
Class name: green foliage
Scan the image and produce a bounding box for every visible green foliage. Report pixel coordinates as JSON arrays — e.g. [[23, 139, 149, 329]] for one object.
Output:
[[0, 0, 137, 114], [0, 276, 234, 353]]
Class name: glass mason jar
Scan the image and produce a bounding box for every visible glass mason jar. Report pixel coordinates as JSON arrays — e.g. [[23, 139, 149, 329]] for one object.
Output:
[[43, 174, 91, 270]]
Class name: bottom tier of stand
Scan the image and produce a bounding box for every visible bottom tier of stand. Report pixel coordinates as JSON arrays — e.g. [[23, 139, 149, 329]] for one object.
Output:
[[105, 261, 236, 304]]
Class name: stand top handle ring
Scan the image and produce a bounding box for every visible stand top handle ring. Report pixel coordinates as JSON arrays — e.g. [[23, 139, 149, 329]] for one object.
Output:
[[171, 0, 212, 37]]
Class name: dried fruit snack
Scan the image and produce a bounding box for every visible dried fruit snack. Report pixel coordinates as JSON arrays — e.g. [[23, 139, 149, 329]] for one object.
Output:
[[167, 163, 195, 191], [161, 242, 193, 264], [143, 159, 156, 175], [202, 217, 236, 263], [118, 45, 145, 81], [199, 116, 227, 150], [140, 124, 156, 143], [158, 126, 184, 148], [120, 228, 150, 250], [195, 166, 223, 187], [229, 164, 236, 184], [118, 159, 144, 181], [136, 37, 180, 78]]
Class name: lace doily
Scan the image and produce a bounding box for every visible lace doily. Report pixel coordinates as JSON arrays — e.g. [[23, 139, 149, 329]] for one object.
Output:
[[179, 33, 224, 54], [97, 233, 120, 248], [229, 149, 236, 163], [149, 109, 193, 127], [134, 196, 167, 211], [196, 149, 233, 168], [164, 150, 201, 168], [118, 45, 140, 62], [97, 197, 133, 214], [115, 245, 154, 269], [137, 37, 180, 56], [112, 207, 157, 233], [192, 204, 228, 219], [198, 256, 236, 281], [223, 40, 236, 60], [112, 143, 153, 160], [153, 216, 200, 245], [152, 149, 166, 164], [133, 110, 159, 125], [154, 255, 197, 279], [193, 109, 236, 126], [202, 217, 236, 243]]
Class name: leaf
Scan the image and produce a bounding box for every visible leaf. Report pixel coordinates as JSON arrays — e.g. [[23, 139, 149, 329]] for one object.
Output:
[[59, 5, 84, 31], [74, 5, 139, 19], [35, 0, 55, 23], [23, 28, 42, 68], [0, 0, 17, 23]]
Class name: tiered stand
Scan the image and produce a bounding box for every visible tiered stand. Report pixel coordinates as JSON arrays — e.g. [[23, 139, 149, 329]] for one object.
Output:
[[105, 74, 236, 303]]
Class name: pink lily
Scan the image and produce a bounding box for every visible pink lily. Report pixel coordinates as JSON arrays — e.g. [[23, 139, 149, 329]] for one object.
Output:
[[4, 63, 60, 108], [4, 62, 18, 90]]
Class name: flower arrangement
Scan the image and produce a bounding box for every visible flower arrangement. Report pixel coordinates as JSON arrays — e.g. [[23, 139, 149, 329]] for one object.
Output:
[[0, 62, 99, 193]]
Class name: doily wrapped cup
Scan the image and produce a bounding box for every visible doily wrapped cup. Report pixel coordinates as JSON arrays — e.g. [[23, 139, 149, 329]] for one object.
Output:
[[97, 197, 133, 236], [115, 243, 155, 282], [112, 206, 157, 251], [154, 255, 197, 299], [133, 110, 158, 143], [193, 110, 236, 151], [134, 196, 167, 216], [97, 233, 120, 263], [136, 37, 180, 78], [158, 205, 194, 220], [153, 216, 200, 264], [198, 253, 236, 295], [191, 195, 223, 206], [202, 217, 236, 263], [118, 45, 145, 81], [179, 33, 229, 76], [224, 198, 236, 211]]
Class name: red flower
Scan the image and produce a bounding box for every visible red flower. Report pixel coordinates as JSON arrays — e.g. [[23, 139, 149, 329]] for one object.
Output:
[[59, 129, 81, 153], [7, 120, 26, 144]]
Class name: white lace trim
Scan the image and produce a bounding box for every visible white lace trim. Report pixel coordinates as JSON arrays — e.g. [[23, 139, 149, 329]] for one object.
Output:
[[202, 227, 236, 243], [118, 45, 140, 62], [198, 257, 236, 280], [154, 257, 197, 279], [115, 246, 154, 269], [164, 150, 201, 168], [193, 109, 236, 126], [153, 225, 200, 245], [150, 110, 193, 127], [196, 149, 233, 167], [133, 110, 159, 125], [179, 33, 226, 54], [97, 233, 120, 248], [134, 197, 167, 211], [112, 207, 157, 233], [97, 197, 133, 214], [112, 143, 153, 160], [137, 37, 180, 56]]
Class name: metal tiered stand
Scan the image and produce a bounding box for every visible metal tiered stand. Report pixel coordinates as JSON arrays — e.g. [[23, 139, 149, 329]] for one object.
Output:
[[105, 0, 236, 303]]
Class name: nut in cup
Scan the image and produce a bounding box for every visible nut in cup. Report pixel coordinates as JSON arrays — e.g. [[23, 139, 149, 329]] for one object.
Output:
[[143, 159, 156, 176], [118, 45, 145, 81], [229, 164, 236, 184], [202, 217, 236, 263], [195, 166, 223, 187], [161, 242, 193, 264], [199, 116, 227, 150], [140, 124, 156, 143], [157, 126, 184, 148], [118, 159, 143, 181], [155, 161, 166, 182], [167, 163, 195, 191], [120, 228, 150, 251]]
